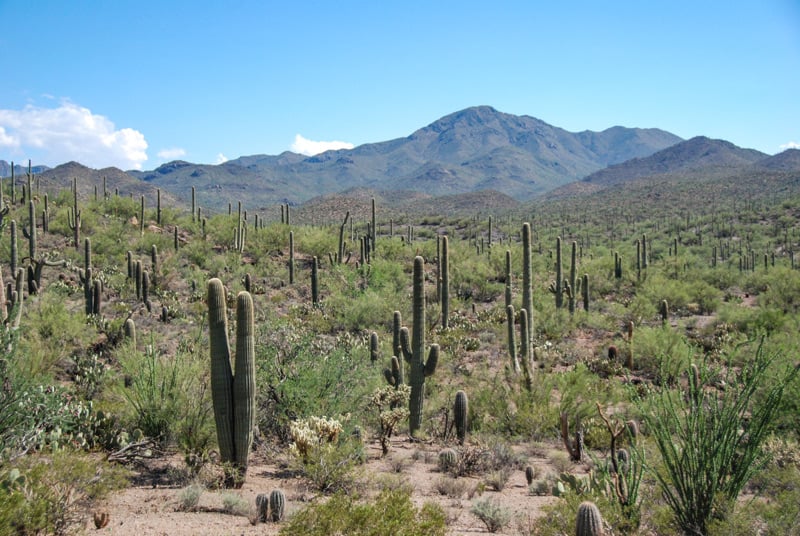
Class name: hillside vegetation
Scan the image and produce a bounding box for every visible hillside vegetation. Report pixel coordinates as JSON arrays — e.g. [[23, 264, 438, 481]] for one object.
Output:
[[0, 167, 799, 535]]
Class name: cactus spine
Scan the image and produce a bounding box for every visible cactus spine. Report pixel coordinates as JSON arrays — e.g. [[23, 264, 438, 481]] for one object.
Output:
[[454, 390, 468, 445], [440, 235, 449, 329], [576, 501, 604, 536], [207, 279, 256, 487], [402, 256, 439, 437]]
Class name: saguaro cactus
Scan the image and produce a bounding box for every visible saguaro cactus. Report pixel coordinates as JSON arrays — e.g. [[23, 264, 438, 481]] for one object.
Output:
[[454, 390, 468, 445], [207, 279, 256, 488], [441, 235, 449, 329], [401, 256, 439, 437], [549, 236, 564, 309], [521, 223, 534, 345]]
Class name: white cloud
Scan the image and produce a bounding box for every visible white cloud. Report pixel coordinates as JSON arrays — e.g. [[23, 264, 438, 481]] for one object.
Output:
[[779, 141, 800, 150], [214, 153, 229, 164], [0, 101, 148, 169], [291, 134, 354, 156], [157, 147, 187, 160]]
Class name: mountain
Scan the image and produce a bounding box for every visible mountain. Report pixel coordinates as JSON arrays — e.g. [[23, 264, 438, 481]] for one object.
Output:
[[0, 160, 50, 177], [579, 136, 768, 187], [136, 106, 682, 211], [34, 161, 175, 206], [753, 148, 800, 171]]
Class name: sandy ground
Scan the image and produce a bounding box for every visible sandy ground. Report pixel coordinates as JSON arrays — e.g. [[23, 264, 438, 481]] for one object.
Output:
[[90, 437, 562, 535]]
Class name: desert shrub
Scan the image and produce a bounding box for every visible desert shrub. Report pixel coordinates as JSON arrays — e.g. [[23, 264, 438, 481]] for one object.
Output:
[[256, 322, 379, 442], [177, 482, 204, 512], [221, 492, 251, 517], [0, 451, 128, 536], [629, 325, 693, 384], [115, 340, 213, 451], [434, 475, 468, 498], [279, 487, 446, 536], [471, 497, 512, 533], [16, 292, 99, 379]]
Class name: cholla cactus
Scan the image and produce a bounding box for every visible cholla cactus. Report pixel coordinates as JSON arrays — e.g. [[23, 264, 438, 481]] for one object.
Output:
[[289, 416, 343, 461]]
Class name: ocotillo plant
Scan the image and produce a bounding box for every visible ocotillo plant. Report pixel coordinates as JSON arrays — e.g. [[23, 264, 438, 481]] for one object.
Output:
[[441, 235, 450, 329], [454, 390, 468, 445], [207, 279, 256, 488], [401, 256, 439, 437]]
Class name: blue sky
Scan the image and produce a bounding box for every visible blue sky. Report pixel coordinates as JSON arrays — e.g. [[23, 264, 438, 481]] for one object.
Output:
[[0, 1, 798, 170]]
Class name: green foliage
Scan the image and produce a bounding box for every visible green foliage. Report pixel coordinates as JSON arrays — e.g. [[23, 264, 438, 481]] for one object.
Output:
[[115, 340, 214, 454], [638, 340, 799, 535], [256, 322, 380, 442], [0, 451, 128, 536], [278, 487, 446, 536]]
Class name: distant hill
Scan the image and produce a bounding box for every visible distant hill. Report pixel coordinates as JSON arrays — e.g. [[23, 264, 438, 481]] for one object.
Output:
[[34, 161, 176, 206], [753, 148, 800, 171], [579, 136, 768, 188], [130, 106, 682, 211], [0, 160, 50, 177]]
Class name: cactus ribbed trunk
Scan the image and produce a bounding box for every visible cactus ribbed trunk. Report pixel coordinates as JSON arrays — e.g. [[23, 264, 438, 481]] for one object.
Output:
[[454, 390, 468, 445], [555, 236, 563, 308], [568, 240, 577, 314], [403, 256, 439, 437], [506, 305, 519, 373], [207, 279, 256, 487], [232, 291, 256, 474], [441, 235, 449, 329], [208, 279, 235, 466], [521, 223, 533, 345]]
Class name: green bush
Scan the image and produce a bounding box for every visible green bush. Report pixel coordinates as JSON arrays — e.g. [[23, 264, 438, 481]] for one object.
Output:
[[279, 487, 446, 536], [0, 451, 128, 536]]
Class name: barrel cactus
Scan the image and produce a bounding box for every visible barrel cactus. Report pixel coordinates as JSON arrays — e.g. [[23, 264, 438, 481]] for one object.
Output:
[[576, 501, 604, 536], [269, 489, 285, 522]]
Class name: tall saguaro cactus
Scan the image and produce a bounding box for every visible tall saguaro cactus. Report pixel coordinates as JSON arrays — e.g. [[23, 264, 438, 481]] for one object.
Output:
[[521, 223, 534, 345], [401, 256, 439, 437], [207, 279, 256, 488], [550, 236, 564, 308], [440, 235, 449, 329]]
